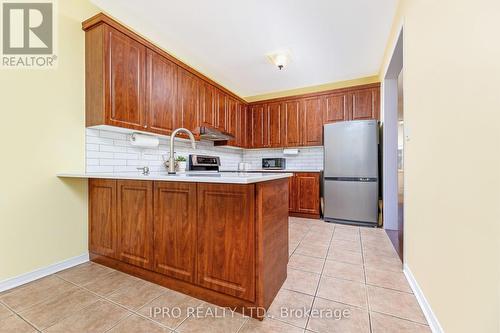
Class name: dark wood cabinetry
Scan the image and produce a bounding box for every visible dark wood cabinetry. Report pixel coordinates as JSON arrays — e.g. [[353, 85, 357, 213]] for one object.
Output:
[[197, 184, 255, 302], [84, 13, 246, 144], [215, 89, 227, 131], [250, 104, 267, 148], [153, 182, 197, 283], [350, 87, 380, 120], [85, 25, 147, 130], [116, 180, 154, 269], [325, 92, 348, 123], [176, 68, 200, 132], [89, 179, 117, 258], [199, 81, 216, 127], [268, 102, 285, 147], [89, 177, 289, 320], [302, 97, 324, 146], [84, 14, 379, 150], [146, 49, 177, 135], [288, 172, 321, 219]]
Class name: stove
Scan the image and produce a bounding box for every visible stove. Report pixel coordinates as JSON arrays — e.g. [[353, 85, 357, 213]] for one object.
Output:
[[188, 154, 221, 171]]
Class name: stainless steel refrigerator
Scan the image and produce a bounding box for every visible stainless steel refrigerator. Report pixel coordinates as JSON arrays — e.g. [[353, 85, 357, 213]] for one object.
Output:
[[323, 120, 379, 226]]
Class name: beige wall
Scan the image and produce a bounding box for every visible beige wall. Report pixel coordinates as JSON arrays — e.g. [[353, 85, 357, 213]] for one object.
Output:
[[380, 0, 500, 331], [0, 0, 98, 281]]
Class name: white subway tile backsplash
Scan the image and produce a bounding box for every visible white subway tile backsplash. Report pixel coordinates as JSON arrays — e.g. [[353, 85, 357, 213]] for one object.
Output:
[[100, 159, 126, 166], [86, 136, 114, 145], [86, 128, 324, 173], [87, 151, 114, 159], [99, 145, 127, 153], [87, 165, 114, 173], [86, 143, 99, 151]]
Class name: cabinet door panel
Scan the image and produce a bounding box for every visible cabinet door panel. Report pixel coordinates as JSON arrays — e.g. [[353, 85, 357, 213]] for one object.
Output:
[[302, 97, 324, 146], [250, 104, 266, 148], [216, 90, 227, 130], [325, 93, 348, 123], [351, 88, 380, 120], [153, 182, 196, 282], [284, 100, 301, 147], [197, 184, 255, 302], [105, 26, 146, 129], [295, 173, 320, 215], [177, 68, 200, 132], [89, 179, 117, 258], [117, 180, 154, 269], [268, 102, 284, 147], [146, 50, 176, 135], [199, 81, 216, 127], [226, 97, 237, 136]]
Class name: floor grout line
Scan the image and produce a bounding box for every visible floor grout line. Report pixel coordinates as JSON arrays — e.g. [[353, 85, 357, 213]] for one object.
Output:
[[0, 299, 41, 332]]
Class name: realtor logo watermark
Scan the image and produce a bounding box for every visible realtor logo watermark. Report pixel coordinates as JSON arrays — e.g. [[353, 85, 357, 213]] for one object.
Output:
[[1, 0, 57, 68]]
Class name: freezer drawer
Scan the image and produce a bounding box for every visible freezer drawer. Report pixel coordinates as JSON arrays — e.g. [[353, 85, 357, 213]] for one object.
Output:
[[324, 179, 378, 224]]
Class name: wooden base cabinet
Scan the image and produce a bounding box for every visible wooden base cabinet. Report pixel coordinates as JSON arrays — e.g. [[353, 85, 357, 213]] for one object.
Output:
[[88, 178, 289, 319], [116, 180, 154, 270], [153, 182, 197, 283], [197, 184, 255, 302], [289, 172, 321, 219]]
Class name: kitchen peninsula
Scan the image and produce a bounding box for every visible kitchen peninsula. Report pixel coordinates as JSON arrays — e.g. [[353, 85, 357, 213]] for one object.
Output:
[[58, 172, 291, 318]]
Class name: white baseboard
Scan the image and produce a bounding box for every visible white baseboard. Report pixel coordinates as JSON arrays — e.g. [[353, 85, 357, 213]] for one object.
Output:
[[403, 263, 444, 333], [0, 253, 89, 293]]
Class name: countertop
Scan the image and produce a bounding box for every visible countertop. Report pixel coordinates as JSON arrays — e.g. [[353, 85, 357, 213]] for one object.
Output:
[[220, 169, 323, 173], [57, 171, 293, 184]]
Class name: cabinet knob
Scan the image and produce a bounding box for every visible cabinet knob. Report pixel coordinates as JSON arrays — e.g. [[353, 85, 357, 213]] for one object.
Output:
[[143, 125, 148, 128]]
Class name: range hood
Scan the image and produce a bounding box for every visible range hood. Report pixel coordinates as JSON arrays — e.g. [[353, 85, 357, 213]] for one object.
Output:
[[199, 126, 235, 141]]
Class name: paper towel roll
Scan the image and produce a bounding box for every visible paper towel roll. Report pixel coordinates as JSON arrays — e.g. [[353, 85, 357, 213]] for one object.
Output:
[[129, 133, 159, 148]]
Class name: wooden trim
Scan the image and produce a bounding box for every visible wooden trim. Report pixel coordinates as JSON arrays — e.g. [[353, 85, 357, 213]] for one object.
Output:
[[289, 212, 321, 219], [82, 13, 247, 105], [248, 82, 381, 105]]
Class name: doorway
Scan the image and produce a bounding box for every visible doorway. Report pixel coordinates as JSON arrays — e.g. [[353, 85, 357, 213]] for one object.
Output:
[[382, 28, 404, 260]]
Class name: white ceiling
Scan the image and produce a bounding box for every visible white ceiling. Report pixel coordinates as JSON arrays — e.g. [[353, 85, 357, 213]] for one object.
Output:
[[91, 0, 398, 97]]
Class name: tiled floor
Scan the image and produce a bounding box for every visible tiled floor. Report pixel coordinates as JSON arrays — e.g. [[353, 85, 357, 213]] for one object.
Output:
[[0, 217, 430, 333]]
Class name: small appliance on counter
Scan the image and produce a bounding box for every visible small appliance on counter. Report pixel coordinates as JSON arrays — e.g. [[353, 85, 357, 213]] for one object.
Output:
[[188, 155, 221, 171], [262, 158, 286, 170]]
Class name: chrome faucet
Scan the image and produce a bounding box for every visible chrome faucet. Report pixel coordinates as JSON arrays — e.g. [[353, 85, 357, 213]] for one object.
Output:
[[168, 128, 196, 174]]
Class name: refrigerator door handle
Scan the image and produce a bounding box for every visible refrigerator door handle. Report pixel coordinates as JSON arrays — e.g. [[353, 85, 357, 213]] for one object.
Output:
[[324, 177, 377, 182]]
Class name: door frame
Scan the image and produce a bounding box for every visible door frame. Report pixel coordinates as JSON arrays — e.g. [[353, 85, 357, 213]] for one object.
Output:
[[381, 25, 405, 261]]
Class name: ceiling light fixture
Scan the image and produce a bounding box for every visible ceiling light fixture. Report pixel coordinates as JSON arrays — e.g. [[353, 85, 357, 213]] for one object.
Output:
[[267, 50, 291, 70]]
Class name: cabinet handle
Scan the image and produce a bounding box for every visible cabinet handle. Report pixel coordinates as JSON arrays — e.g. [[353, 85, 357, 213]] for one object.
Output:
[[144, 125, 148, 128]]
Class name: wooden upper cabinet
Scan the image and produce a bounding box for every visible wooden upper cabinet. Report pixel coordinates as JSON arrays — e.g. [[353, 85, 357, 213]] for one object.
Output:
[[284, 100, 301, 147], [268, 102, 284, 148], [238, 104, 248, 148], [176, 67, 200, 132], [153, 182, 196, 283], [325, 93, 349, 123], [116, 180, 154, 270], [350, 87, 380, 120], [146, 49, 176, 135], [196, 183, 255, 302], [89, 179, 117, 258], [199, 81, 216, 127], [226, 97, 237, 136], [302, 97, 324, 146], [105, 26, 147, 129], [215, 89, 227, 131], [250, 104, 268, 148]]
